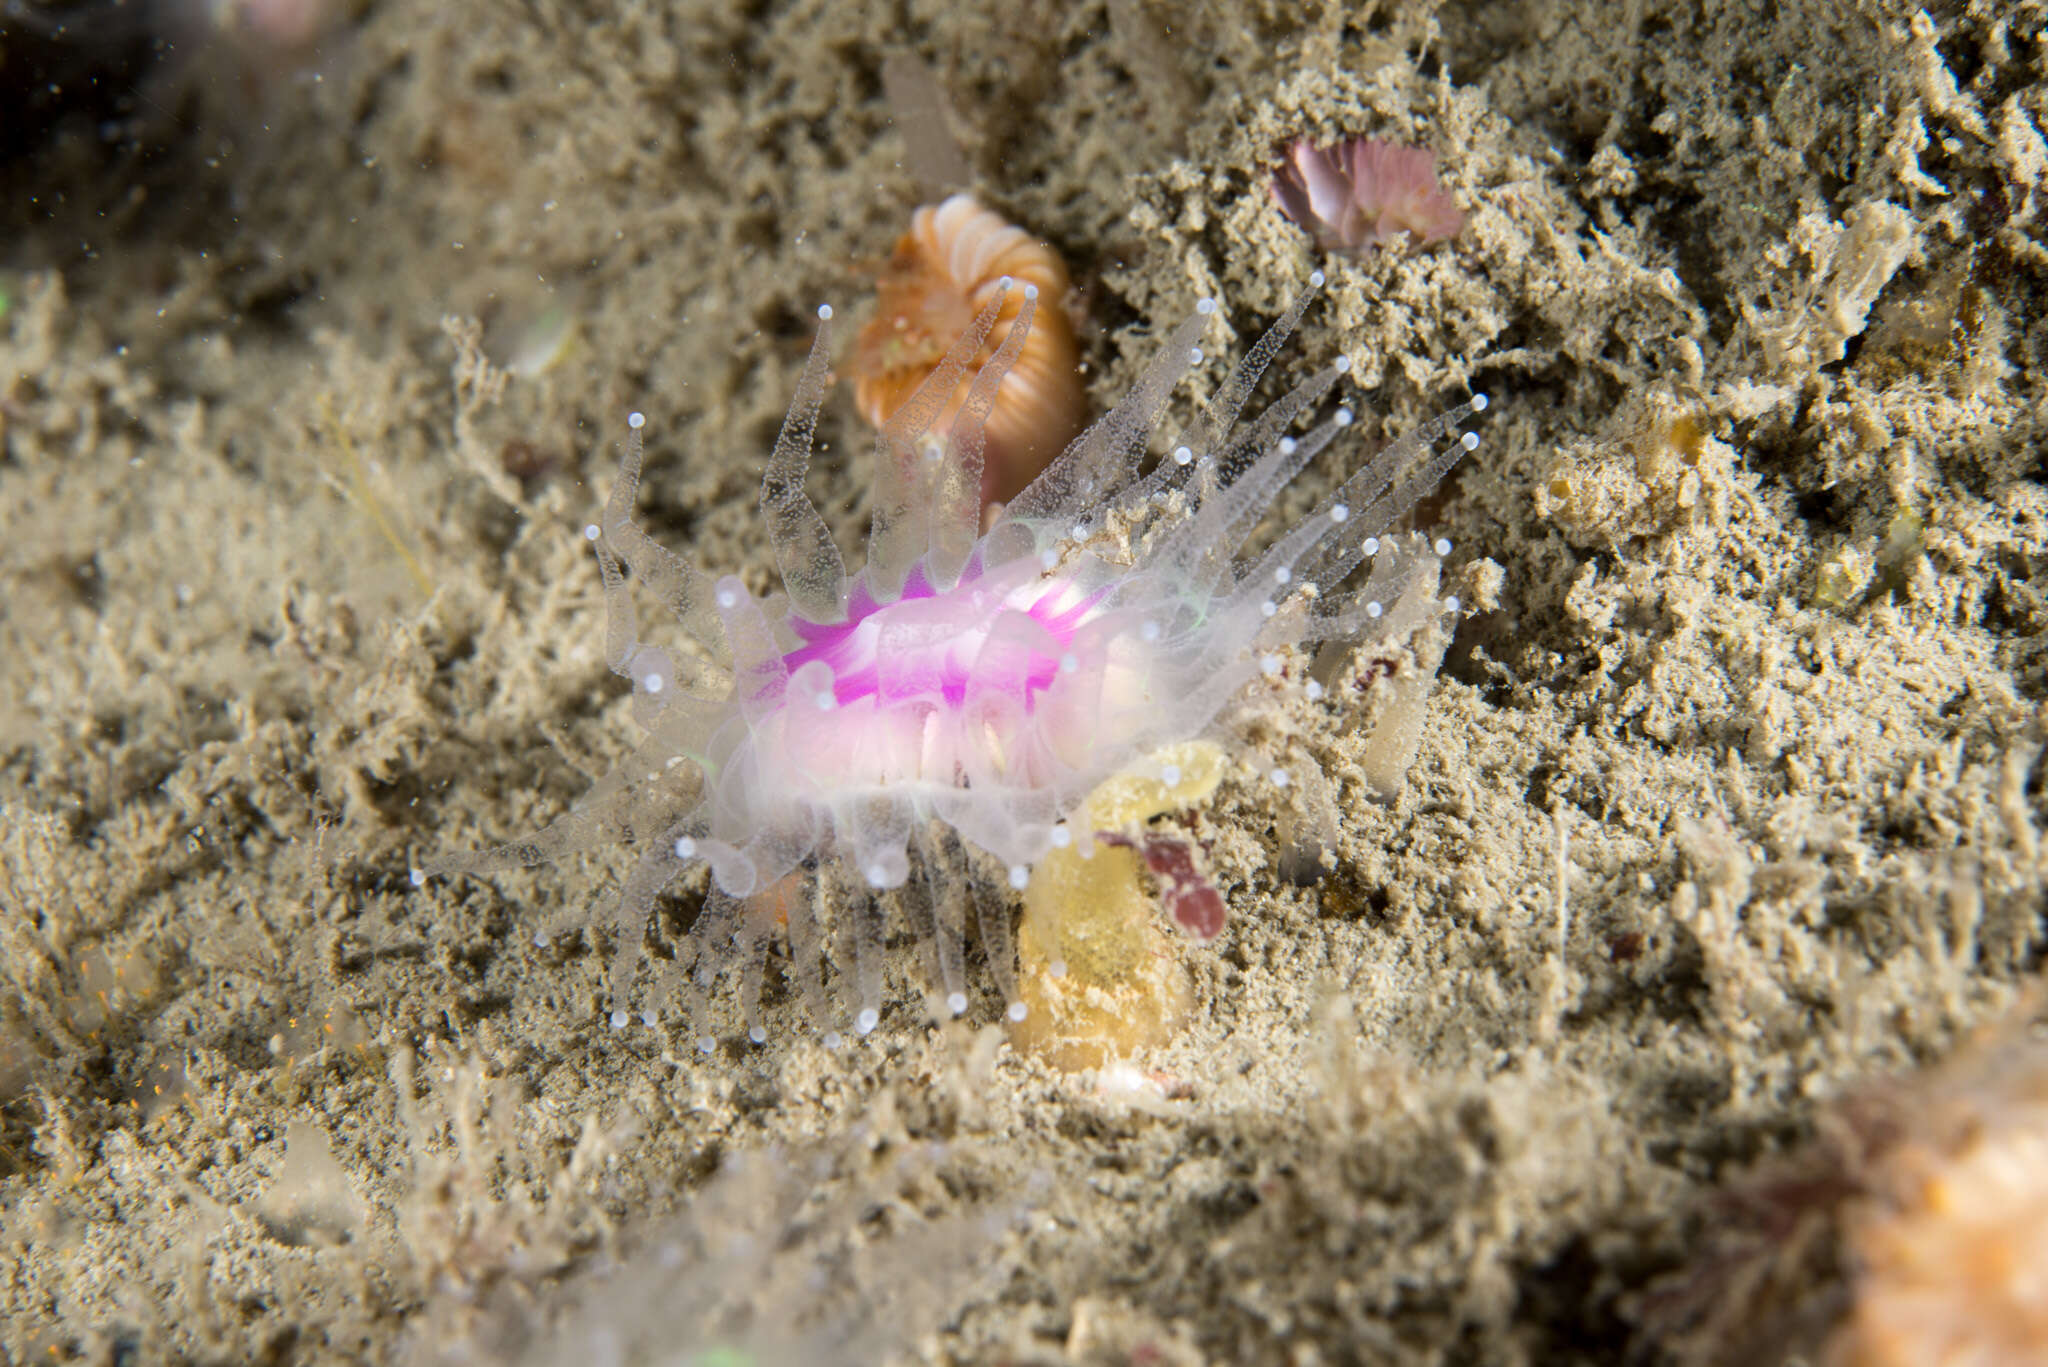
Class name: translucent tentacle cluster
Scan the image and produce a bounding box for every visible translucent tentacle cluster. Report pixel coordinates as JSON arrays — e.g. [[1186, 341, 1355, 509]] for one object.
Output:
[[418, 272, 1488, 1045]]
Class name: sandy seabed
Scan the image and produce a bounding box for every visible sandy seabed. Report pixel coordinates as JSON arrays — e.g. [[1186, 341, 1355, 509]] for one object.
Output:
[[4, 1, 2047, 1363]]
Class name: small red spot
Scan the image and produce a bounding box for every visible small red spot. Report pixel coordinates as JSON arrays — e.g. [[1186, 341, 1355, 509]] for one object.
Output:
[[1166, 882, 1227, 941], [1100, 830, 1229, 941], [1608, 931, 1645, 963], [1352, 657, 1399, 691], [500, 439, 563, 491]]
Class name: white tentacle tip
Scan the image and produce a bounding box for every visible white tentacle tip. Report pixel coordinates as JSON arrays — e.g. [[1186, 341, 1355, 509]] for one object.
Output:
[[817, 303, 833, 320], [1196, 296, 1218, 315], [626, 411, 646, 430], [408, 868, 426, 887], [855, 1008, 880, 1036], [1006, 1001, 1028, 1022], [946, 991, 969, 1017], [1472, 392, 1490, 411], [609, 1009, 629, 1030]]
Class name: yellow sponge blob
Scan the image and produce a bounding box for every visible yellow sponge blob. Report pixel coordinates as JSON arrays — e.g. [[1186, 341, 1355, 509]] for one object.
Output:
[[1009, 741, 1226, 1070]]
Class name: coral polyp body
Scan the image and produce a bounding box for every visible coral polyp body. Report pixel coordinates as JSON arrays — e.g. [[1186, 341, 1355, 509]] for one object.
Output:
[[419, 272, 1485, 1045], [849, 194, 1089, 507]]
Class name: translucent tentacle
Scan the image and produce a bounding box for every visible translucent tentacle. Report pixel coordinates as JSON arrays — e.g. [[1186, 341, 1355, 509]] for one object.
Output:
[[1298, 395, 1486, 594], [1296, 534, 1449, 642], [916, 824, 970, 1017], [1148, 361, 1346, 592], [846, 794, 914, 891], [761, 307, 847, 623], [417, 766, 699, 881], [1097, 278, 1318, 528], [575, 697, 725, 811], [928, 284, 1036, 590], [869, 281, 1010, 601], [601, 413, 727, 663], [1005, 305, 1214, 524], [974, 860, 1025, 1023], [604, 826, 699, 1028], [819, 861, 887, 1037], [781, 871, 836, 1037], [710, 575, 789, 723], [1196, 276, 1319, 456]]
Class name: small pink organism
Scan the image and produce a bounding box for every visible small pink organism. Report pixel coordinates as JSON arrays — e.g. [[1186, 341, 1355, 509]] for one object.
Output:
[[415, 271, 1487, 1049], [1270, 136, 1465, 254]]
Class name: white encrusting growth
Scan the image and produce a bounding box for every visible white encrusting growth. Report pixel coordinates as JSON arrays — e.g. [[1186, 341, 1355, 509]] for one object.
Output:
[[417, 273, 1489, 1049]]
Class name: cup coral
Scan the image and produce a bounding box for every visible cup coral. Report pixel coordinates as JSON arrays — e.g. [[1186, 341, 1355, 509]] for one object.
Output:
[[848, 194, 1089, 509], [1827, 1007, 2048, 1365], [1270, 137, 1465, 254], [416, 270, 1485, 1049], [1634, 997, 2048, 1365]]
